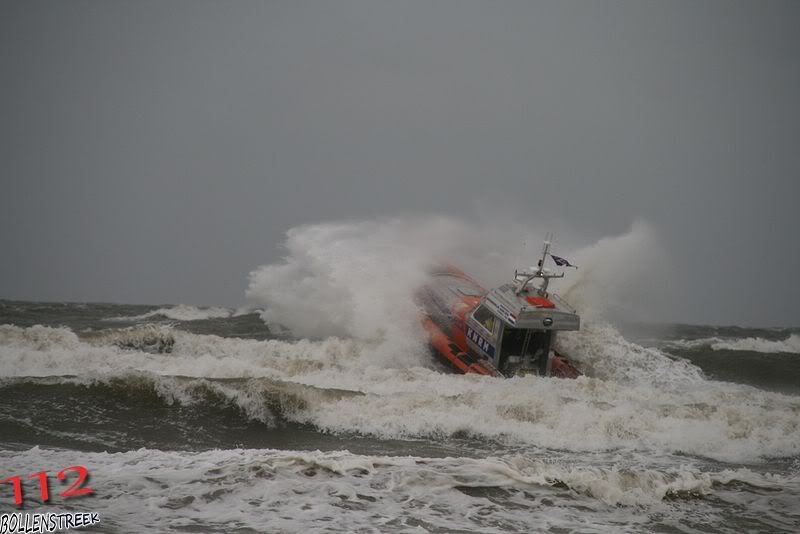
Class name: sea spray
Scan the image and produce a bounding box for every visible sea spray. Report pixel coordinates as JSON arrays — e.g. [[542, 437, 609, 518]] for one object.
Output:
[[245, 216, 675, 358]]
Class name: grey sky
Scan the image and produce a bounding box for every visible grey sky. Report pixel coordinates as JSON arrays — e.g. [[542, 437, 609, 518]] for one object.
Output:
[[1, 1, 798, 326]]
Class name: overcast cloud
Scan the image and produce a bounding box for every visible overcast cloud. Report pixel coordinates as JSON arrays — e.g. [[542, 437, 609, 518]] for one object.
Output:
[[1, 1, 798, 326]]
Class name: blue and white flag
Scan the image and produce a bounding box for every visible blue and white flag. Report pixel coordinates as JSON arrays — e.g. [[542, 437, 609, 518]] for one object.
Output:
[[550, 254, 577, 268]]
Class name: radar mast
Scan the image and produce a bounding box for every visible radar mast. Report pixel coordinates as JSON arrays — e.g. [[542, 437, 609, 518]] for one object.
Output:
[[514, 235, 565, 297]]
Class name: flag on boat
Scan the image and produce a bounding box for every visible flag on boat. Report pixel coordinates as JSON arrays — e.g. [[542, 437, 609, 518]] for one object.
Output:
[[550, 254, 577, 268]]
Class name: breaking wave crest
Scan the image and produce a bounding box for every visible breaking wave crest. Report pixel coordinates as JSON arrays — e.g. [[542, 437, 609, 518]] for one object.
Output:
[[106, 304, 234, 322], [557, 322, 705, 386], [665, 334, 800, 354], [84, 324, 176, 353], [2, 324, 799, 463], [0, 373, 362, 427]]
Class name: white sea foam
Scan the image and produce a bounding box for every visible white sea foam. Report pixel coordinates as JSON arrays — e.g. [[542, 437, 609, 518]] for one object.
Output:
[[3, 446, 796, 533], [557, 321, 706, 386], [665, 334, 800, 354], [2, 323, 799, 463], [106, 304, 234, 322]]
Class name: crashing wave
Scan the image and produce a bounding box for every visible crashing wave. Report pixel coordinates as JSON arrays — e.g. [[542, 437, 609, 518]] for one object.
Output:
[[105, 304, 234, 322], [664, 334, 800, 354], [84, 325, 176, 353], [2, 324, 799, 463]]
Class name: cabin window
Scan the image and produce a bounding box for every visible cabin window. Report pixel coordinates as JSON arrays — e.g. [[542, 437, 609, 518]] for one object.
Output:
[[473, 306, 496, 334], [501, 329, 551, 358]]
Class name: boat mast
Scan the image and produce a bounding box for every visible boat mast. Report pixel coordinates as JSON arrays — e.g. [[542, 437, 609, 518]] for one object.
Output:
[[536, 238, 553, 295], [515, 234, 564, 297]]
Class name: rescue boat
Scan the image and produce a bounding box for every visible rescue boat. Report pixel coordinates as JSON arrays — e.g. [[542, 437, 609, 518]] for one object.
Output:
[[418, 240, 581, 379]]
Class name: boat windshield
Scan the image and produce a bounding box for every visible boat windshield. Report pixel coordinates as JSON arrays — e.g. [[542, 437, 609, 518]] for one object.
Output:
[[499, 328, 552, 374]]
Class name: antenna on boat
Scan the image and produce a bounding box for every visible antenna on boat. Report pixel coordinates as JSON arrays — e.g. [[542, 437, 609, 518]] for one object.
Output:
[[514, 233, 564, 297], [537, 233, 552, 277]]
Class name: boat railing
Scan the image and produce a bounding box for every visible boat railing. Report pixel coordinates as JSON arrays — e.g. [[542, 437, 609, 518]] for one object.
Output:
[[549, 292, 577, 314]]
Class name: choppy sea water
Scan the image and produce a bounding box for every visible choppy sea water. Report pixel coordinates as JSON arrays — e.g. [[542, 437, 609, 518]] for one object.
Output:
[[1, 300, 799, 533]]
